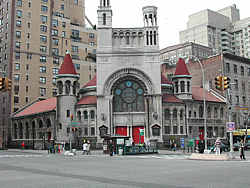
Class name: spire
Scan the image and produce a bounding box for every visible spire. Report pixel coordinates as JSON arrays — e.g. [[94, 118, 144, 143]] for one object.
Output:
[[174, 58, 190, 76], [58, 53, 77, 75]]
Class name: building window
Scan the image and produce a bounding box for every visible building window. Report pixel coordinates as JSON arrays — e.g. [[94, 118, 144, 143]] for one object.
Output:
[[234, 79, 238, 90], [40, 35, 47, 43], [40, 87, 46, 96], [26, 53, 32, 59], [39, 77, 46, 84], [248, 68, 250, 76], [16, 10, 22, 18], [89, 33, 95, 38], [240, 66, 244, 76], [103, 13, 106, 25], [17, 0, 22, 7], [53, 57, 59, 65], [62, 22, 66, 28], [83, 111, 88, 120], [242, 96, 246, 104], [225, 63, 230, 73], [26, 64, 29, 70], [165, 126, 170, 134], [40, 66, 46, 73], [16, 31, 21, 38], [52, 19, 58, 27], [14, 96, 19, 104], [72, 45, 78, 53], [173, 126, 178, 134], [90, 110, 95, 119], [40, 46, 47, 53], [233, 64, 237, 74], [66, 110, 70, 117], [214, 107, 218, 118], [84, 128, 88, 136], [74, 0, 78, 5], [14, 85, 19, 95], [52, 68, 58, 75], [173, 109, 177, 120], [152, 125, 160, 136], [40, 55, 47, 62], [52, 48, 59, 56], [61, 4, 64, 10], [236, 96, 239, 105], [15, 52, 20, 59], [91, 127, 95, 136], [15, 63, 20, 70], [26, 74, 29, 81], [62, 31, 66, 38], [164, 109, 170, 119], [180, 81, 185, 92], [26, 97, 29, 103], [89, 42, 95, 46], [199, 106, 203, 118], [71, 29, 80, 38], [52, 29, 58, 36], [74, 64, 80, 70], [220, 108, 224, 119], [41, 5, 48, 12], [11, 74, 16, 84], [40, 25, 47, 32], [40, 15, 47, 23], [16, 20, 22, 27], [52, 38, 59, 46]]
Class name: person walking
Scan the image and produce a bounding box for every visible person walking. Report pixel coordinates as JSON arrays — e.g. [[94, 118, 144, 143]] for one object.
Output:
[[240, 139, 246, 160], [215, 138, 221, 155], [86, 141, 91, 155], [82, 141, 88, 155]]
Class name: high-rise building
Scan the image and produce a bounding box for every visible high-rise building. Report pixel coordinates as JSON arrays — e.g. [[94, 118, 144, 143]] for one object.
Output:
[[180, 4, 250, 58], [0, 0, 96, 148]]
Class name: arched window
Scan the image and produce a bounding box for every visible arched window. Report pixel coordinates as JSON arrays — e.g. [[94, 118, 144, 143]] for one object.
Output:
[[83, 111, 88, 120], [189, 110, 192, 118], [77, 111, 81, 121], [194, 111, 197, 118], [199, 106, 203, 118], [220, 107, 224, 118], [153, 31, 157, 45], [180, 81, 185, 92], [19, 123, 23, 139], [32, 121, 36, 139], [57, 81, 63, 94], [214, 107, 218, 118], [73, 81, 77, 95], [152, 125, 160, 136], [175, 81, 178, 93], [180, 109, 184, 120], [173, 109, 177, 120], [46, 119, 51, 128], [207, 106, 211, 118], [125, 33, 129, 45], [146, 31, 149, 45], [25, 122, 29, 139], [90, 110, 95, 119], [164, 109, 170, 119], [187, 81, 190, 92], [113, 79, 145, 112], [103, 13, 106, 25], [14, 123, 18, 139], [65, 80, 71, 95], [39, 119, 43, 128]]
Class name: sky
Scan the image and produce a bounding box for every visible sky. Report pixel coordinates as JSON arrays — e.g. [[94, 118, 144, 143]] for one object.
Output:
[[85, 0, 250, 49]]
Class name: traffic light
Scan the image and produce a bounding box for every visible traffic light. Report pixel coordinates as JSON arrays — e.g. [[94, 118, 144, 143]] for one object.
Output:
[[0, 77, 5, 91], [215, 75, 223, 91], [4, 78, 12, 91], [223, 76, 230, 90]]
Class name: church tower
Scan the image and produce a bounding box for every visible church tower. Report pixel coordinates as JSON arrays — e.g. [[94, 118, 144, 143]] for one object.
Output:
[[97, 0, 113, 51], [143, 6, 159, 50], [55, 52, 79, 142], [172, 58, 192, 100]]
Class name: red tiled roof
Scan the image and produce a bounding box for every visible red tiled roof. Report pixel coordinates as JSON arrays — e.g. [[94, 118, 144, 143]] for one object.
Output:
[[192, 86, 223, 102], [162, 94, 183, 103], [83, 75, 96, 88], [161, 74, 172, 85], [58, 53, 77, 75], [14, 97, 57, 118], [77, 96, 97, 105], [174, 58, 190, 76]]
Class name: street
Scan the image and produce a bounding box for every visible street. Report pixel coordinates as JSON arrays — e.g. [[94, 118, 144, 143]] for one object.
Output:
[[0, 150, 250, 188]]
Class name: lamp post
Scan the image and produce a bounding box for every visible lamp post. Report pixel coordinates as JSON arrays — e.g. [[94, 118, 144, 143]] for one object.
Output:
[[187, 56, 207, 150]]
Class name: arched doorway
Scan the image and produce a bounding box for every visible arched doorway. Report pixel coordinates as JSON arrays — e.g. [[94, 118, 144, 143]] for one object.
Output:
[[112, 77, 146, 144]]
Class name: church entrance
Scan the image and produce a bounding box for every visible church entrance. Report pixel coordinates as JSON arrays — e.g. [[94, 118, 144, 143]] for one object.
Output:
[[132, 126, 144, 144]]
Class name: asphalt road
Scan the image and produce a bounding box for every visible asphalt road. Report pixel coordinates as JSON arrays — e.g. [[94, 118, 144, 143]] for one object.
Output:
[[0, 150, 249, 188]]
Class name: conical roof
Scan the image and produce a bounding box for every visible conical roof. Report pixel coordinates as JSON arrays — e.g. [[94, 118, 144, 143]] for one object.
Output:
[[174, 58, 190, 76], [58, 53, 77, 75]]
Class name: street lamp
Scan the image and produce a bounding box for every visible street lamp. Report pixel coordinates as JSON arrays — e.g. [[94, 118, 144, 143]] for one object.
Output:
[[187, 56, 207, 150]]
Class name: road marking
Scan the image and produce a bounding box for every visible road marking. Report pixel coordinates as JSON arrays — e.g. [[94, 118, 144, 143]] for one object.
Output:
[[0, 154, 43, 158]]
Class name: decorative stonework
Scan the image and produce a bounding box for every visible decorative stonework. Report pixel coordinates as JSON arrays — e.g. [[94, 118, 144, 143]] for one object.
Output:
[[103, 68, 154, 95]]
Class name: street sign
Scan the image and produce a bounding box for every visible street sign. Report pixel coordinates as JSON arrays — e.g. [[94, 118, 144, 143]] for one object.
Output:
[[226, 122, 235, 132], [180, 138, 185, 148], [139, 129, 144, 136]]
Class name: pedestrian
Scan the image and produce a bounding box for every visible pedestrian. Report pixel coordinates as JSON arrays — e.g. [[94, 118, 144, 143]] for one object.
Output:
[[109, 142, 113, 156], [82, 141, 88, 155], [86, 140, 91, 155], [240, 139, 246, 160], [215, 137, 221, 155]]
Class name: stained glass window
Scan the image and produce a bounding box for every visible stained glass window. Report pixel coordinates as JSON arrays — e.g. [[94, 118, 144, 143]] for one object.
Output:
[[113, 79, 145, 112]]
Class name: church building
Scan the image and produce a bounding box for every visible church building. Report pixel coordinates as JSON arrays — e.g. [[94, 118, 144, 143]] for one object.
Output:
[[10, 0, 227, 149]]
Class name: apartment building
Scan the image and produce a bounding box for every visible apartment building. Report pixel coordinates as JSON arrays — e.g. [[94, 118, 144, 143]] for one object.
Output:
[[180, 4, 250, 58], [0, 0, 97, 148]]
